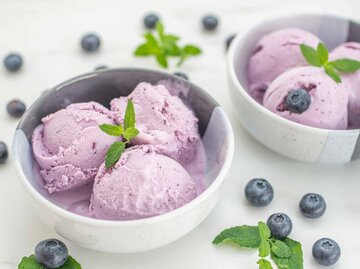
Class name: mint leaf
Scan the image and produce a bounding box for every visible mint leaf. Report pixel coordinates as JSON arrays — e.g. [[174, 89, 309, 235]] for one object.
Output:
[[105, 141, 125, 168], [258, 222, 271, 240], [331, 58, 360, 72], [124, 100, 136, 130], [317, 43, 329, 64], [213, 225, 261, 248], [324, 64, 342, 83], [156, 21, 165, 41], [124, 127, 140, 141], [143, 33, 160, 50], [183, 45, 202, 55], [271, 238, 303, 269], [18, 255, 82, 269], [259, 240, 271, 258], [99, 124, 124, 136], [156, 53, 168, 68], [257, 259, 273, 269], [270, 239, 291, 258], [300, 44, 322, 67], [134, 44, 153, 56]]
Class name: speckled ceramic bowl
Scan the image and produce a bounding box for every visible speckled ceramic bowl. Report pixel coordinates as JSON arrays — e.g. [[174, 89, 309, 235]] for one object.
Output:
[[228, 13, 360, 163], [13, 68, 234, 253]]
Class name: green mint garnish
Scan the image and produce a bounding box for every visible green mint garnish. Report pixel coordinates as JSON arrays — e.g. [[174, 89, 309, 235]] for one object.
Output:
[[134, 21, 202, 68], [99, 100, 140, 168], [18, 255, 82, 269], [300, 42, 360, 83], [213, 222, 303, 269]]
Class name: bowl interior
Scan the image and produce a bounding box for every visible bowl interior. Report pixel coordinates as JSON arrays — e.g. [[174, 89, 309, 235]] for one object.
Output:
[[233, 14, 360, 102], [13, 68, 233, 220]]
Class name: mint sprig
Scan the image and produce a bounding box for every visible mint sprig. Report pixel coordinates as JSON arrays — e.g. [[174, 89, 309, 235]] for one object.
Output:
[[99, 100, 139, 168], [134, 21, 202, 68], [300, 42, 360, 83], [18, 255, 82, 269], [213, 222, 303, 269]]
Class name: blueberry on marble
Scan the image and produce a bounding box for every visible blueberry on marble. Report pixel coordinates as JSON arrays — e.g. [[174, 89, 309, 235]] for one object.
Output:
[[312, 238, 341, 266], [95, 65, 108, 71], [266, 213, 292, 239], [35, 239, 68, 269], [285, 88, 311, 114], [173, 72, 189, 80], [0, 142, 8, 164], [299, 193, 326, 218], [4, 53, 23, 72], [245, 178, 274, 207], [81, 33, 101, 52], [6, 99, 26, 118], [143, 13, 160, 29], [225, 34, 236, 51], [202, 15, 219, 31]]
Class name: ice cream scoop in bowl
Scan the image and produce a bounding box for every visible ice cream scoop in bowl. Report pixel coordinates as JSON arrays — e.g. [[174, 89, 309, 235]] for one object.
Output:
[[228, 13, 360, 163], [13, 68, 234, 253]]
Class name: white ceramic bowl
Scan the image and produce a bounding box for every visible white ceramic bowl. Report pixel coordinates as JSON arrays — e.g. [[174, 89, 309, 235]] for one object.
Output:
[[228, 13, 360, 163], [13, 68, 234, 253]]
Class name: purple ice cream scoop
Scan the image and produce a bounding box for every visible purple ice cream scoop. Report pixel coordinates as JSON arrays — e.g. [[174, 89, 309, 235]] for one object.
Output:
[[263, 67, 348, 130], [247, 28, 321, 103], [110, 82, 200, 165], [32, 102, 118, 193], [89, 146, 197, 220], [330, 42, 360, 129]]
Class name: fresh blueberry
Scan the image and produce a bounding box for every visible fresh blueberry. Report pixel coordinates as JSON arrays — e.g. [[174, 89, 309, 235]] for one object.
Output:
[[173, 72, 189, 80], [299, 193, 326, 219], [245, 178, 274, 207], [225, 34, 236, 51], [6, 99, 26, 118], [94, 65, 108, 71], [266, 213, 292, 239], [285, 88, 311, 114], [0, 142, 8, 164], [81, 33, 101, 52], [202, 15, 219, 31], [312, 238, 341, 266], [143, 13, 160, 29], [35, 239, 68, 269], [4, 53, 23, 72]]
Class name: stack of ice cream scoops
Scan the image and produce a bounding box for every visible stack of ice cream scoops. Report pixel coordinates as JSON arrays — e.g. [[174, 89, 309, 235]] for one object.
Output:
[[246, 28, 360, 130], [32, 82, 206, 220]]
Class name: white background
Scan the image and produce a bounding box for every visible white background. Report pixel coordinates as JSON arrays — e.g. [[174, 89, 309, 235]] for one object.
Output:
[[0, 0, 359, 268]]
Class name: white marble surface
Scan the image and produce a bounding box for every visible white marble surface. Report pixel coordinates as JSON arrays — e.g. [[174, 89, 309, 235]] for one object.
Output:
[[0, 0, 359, 268]]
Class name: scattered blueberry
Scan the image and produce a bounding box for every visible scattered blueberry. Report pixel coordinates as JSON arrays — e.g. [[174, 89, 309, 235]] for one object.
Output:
[[35, 239, 68, 269], [299, 193, 326, 219], [312, 238, 341, 266], [94, 65, 107, 71], [266, 213, 292, 239], [143, 13, 160, 30], [4, 53, 23, 72], [173, 72, 189, 80], [6, 99, 26, 118], [81, 33, 101, 52], [225, 34, 236, 51], [0, 142, 8, 164], [202, 15, 219, 31], [285, 88, 311, 114], [245, 178, 274, 207]]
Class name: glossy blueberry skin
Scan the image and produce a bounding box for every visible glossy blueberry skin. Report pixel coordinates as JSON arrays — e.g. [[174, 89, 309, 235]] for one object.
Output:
[[202, 15, 219, 31], [313, 238, 341, 266], [173, 72, 189, 80], [35, 239, 68, 268], [245, 178, 274, 207], [0, 142, 8, 164], [4, 53, 23, 72], [299, 193, 326, 218], [266, 213, 292, 239], [6, 99, 26, 118], [285, 88, 311, 114], [144, 13, 160, 29], [225, 34, 236, 51], [81, 33, 101, 52]]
